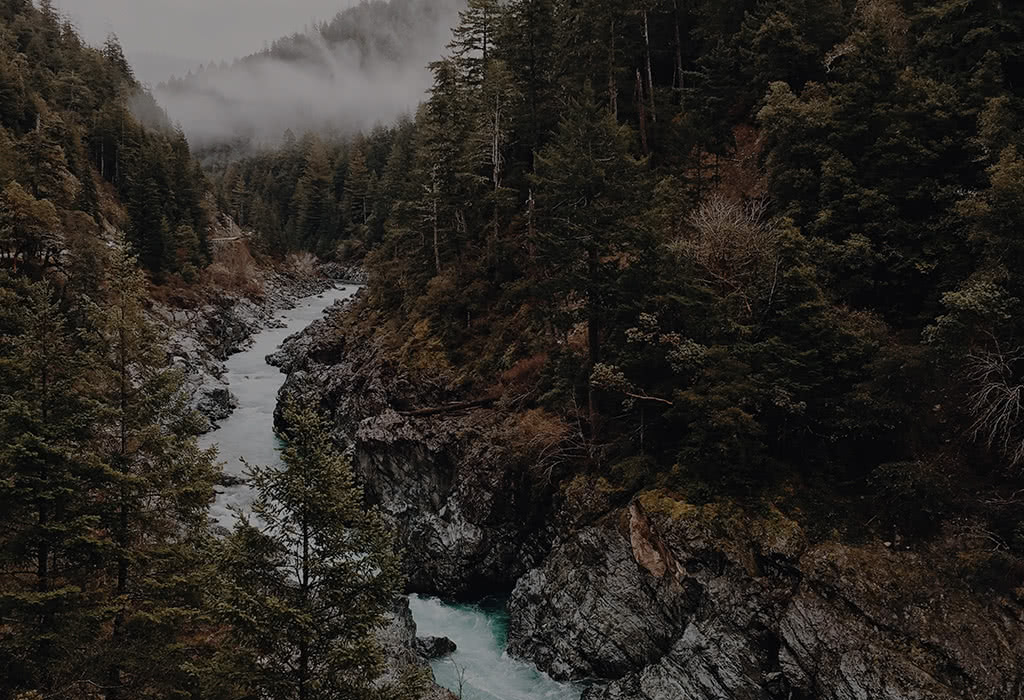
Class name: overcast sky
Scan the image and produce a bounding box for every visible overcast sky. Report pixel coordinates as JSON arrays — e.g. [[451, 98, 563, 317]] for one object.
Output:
[[53, 0, 361, 85]]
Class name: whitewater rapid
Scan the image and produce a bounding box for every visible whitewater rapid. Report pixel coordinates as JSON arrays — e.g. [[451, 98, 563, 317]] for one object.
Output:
[[200, 284, 579, 699], [409, 595, 581, 700]]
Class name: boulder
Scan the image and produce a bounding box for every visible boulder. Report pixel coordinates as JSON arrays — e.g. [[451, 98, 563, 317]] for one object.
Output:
[[416, 636, 457, 659]]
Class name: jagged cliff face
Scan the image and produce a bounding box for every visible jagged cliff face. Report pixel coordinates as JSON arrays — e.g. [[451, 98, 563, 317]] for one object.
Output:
[[509, 490, 1024, 699], [274, 304, 553, 598], [275, 307, 1024, 700]]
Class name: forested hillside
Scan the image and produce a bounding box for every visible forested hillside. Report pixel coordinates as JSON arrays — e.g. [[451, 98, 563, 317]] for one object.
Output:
[[238, 0, 1024, 573], [0, 0, 212, 278], [0, 3, 418, 698]]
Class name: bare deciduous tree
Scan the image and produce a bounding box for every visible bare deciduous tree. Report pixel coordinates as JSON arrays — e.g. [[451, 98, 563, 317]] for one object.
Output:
[[966, 342, 1024, 467], [673, 193, 782, 318]]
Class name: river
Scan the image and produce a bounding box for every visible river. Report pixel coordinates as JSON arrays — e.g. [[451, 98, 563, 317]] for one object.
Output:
[[200, 285, 580, 700]]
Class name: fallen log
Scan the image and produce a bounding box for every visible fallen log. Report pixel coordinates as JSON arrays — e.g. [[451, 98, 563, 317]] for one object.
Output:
[[397, 398, 496, 417]]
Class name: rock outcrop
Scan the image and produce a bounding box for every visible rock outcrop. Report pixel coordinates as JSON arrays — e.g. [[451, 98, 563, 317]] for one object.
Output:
[[416, 636, 457, 660], [376, 597, 456, 700], [508, 487, 1024, 700], [276, 318, 552, 599]]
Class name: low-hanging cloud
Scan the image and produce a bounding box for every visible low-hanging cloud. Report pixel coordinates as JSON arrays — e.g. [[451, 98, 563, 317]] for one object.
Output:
[[153, 0, 463, 147]]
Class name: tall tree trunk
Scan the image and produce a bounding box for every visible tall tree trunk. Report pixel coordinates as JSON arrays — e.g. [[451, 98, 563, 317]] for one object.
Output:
[[643, 10, 656, 122], [431, 168, 442, 275], [492, 94, 502, 244], [636, 70, 650, 156], [674, 0, 685, 101], [37, 364, 50, 595], [433, 198, 441, 276], [299, 513, 310, 700], [108, 321, 129, 700], [587, 246, 601, 427], [608, 20, 618, 119]]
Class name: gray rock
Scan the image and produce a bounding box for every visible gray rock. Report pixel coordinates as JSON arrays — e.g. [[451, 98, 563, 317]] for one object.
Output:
[[196, 386, 238, 423], [509, 494, 1024, 700], [416, 636, 457, 659], [507, 522, 692, 681], [376, 597, 456, 700]]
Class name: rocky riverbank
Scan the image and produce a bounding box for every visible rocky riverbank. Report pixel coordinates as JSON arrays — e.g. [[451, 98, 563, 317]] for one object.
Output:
[[152, 262, 339, 432], [274, 302, 1024, 700], [377, 598, 457, 700], [508, 487, 1024, 699]]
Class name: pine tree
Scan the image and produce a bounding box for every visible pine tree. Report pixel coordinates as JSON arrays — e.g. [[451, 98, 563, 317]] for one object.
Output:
[[212, 400, 404, 700], [530, 88, 647, 422], [0, 278, 103, 695], [343, 144, 371, 233], [448, 0, 502, 88], [292, 139, 338, 253], [90, 240, 218, 698], [498, 0, 558, 161]]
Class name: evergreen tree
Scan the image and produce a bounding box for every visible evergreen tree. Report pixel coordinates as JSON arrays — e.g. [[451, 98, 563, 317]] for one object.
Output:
[[292, 139, 338, 254], [530, 89, 648, 421], [448, 0, 502, 88], [212, 401, 405, 700], [0, 278, 102, 695], [90, 241, 218, 698]]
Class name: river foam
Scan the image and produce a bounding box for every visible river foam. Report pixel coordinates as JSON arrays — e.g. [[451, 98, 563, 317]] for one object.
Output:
[[409, 594, 581, 700], [200, 284, 357, 528]]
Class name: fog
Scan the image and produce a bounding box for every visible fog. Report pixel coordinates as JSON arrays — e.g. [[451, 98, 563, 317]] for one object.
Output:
[[53, 0, 463, 146]]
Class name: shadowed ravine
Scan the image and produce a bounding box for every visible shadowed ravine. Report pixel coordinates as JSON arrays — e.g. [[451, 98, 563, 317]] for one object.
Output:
[[200, 286, 579, 700]]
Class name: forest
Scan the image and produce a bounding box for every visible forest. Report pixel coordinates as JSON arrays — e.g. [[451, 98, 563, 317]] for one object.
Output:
[[3, 0, 1024, 697], [0, 2, 421, 698], [225, 0, 1024, 561]]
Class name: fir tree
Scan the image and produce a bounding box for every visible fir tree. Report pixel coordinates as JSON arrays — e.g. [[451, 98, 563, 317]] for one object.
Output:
[[212, 401, 405, 700], [0, 278, 102, 695], [90, 240, 218, 698]]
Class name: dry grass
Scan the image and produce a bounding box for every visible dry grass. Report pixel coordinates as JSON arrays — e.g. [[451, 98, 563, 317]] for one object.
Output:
[[286, 251, 318, 278], [204, 239, 265, 299]]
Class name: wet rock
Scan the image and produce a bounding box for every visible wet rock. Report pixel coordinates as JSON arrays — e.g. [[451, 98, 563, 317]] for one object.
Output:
[[376, 597, 456, 700], [216, 471, 246, 488], [416, 636, 457, 659], [196, 386, 238, 424]]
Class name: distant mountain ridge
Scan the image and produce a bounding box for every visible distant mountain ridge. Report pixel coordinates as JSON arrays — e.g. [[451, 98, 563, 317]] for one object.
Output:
[[155, 0, 464, 148]]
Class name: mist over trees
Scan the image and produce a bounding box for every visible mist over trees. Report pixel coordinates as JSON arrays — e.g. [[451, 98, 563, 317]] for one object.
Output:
[[155, 0, 464, 148]]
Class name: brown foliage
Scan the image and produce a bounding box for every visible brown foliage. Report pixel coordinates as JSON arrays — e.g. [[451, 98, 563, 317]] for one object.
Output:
[[498, 353, 548, 398], [204, 239, 264, 299]]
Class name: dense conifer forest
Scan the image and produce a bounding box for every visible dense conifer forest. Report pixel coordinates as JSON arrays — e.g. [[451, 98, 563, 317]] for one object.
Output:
[[4, 0, 1024, 697], [225, 0, 1024, 568]]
